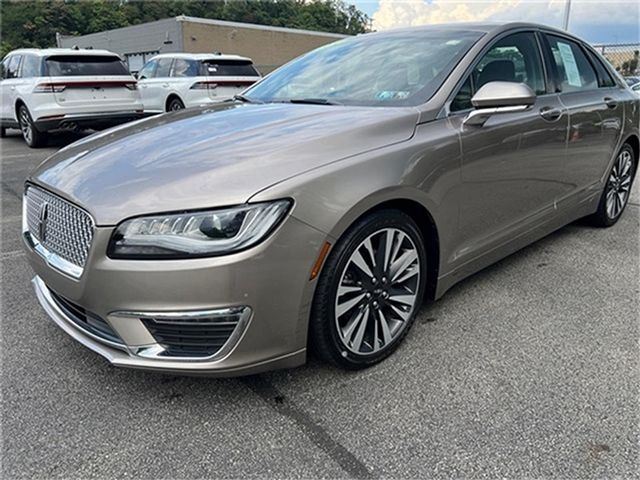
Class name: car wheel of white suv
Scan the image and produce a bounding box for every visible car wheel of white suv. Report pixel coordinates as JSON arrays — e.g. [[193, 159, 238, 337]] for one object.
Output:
[[18, 105, 47, 148], [167, 97, 185, 112]]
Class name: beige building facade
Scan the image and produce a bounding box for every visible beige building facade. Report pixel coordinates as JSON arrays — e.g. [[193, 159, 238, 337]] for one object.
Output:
[[59, 16, 347, 74]]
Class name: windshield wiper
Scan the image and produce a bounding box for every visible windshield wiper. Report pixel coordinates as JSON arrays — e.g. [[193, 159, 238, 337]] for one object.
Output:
[[286, 98, 342, 106], [231, 93, 262, 104]]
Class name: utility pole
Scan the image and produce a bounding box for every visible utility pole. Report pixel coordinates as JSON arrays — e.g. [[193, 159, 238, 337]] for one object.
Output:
[[563, 0, 572, 30]]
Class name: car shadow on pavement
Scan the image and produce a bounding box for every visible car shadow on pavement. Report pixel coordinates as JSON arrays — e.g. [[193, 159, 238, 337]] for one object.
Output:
[[2, 127, 92, 148]]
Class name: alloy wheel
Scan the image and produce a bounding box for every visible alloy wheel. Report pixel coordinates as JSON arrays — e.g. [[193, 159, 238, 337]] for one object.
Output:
[[334, 227, 421, 355], [19, 107, 33, 144], [606, 149, 633, 219]]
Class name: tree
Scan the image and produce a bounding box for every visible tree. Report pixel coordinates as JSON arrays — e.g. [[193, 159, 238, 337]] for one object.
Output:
[[0, 0, 370, 58]]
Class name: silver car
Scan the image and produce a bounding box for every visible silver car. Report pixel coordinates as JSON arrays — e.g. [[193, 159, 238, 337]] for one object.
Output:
[[24, 23, 639, 376]]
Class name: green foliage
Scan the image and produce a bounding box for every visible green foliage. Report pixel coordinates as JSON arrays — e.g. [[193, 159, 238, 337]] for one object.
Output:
[[0, 0, 370, 58]]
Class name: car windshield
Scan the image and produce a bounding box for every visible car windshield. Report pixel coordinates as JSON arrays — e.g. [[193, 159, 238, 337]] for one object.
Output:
[[45, 55, 130, 76], [244, 29, 482, 107]]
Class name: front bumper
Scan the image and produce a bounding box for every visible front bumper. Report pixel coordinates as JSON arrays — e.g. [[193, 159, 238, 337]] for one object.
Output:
[[34, 110, 147, 132], [25, 214, 328, 376]]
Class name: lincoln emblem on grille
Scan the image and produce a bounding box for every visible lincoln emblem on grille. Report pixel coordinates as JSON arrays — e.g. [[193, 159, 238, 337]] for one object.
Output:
[[38, 202, 49, 242]]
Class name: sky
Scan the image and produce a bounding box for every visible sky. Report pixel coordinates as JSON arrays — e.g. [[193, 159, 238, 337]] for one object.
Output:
[[351, 0, 640, 44]]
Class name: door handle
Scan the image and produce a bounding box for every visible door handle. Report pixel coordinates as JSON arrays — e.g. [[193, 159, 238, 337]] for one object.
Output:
[[10, 86, 16, 91], [162, 83, 169, 88], [539, 107, 562, 121], [604, 97, 618, 109]]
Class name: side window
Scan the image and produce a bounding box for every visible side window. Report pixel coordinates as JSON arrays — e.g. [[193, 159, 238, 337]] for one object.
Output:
[[171, 58, 198, 77], [450, 77, 472, 112], [138, 60, 157, 80], [21, 55, 41, 78], [5, 55, 22, 79], [451, 32, 545, 111], [586, 50, 616, 87], [154, 58, 173, 78], [545, 35, 598, 93], [0, 57, 10, 79]]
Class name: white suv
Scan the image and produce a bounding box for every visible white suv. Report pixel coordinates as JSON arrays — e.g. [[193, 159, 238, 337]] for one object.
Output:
[[0, 48, 144, 147], [137, 53, 261, 113]]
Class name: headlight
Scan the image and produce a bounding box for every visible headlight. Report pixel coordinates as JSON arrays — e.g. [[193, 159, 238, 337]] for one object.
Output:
[[108, 200, 291, 259]]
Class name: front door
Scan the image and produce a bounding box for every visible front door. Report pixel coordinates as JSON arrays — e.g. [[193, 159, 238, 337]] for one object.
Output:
[[449, 32, 570, 262]]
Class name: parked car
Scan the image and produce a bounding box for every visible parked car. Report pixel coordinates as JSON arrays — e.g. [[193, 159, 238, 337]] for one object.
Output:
[[136, 53, 261, 113], [0, 48, 144, 147], [624, 76, 640, 86], [24, 23, 638, 376]]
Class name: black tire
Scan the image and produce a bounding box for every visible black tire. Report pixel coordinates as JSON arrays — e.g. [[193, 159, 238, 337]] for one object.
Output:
[[0, 126, 6, 138], [310, 209, 427, 370], [167, 97, 185, 112], [589, 143, 636, 227], [18, 105, 47, 148]]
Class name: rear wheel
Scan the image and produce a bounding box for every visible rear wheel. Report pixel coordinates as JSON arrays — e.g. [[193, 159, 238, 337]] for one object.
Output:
[[167, 97, 185, 112], [310, 210, 427, 369], [0, 126, 6, 138], [18, 105, 47, 148], [589, 143, 636, 227]]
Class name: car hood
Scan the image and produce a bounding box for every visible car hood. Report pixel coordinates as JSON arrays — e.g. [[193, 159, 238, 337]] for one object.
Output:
[[30, 102, 419, 225]]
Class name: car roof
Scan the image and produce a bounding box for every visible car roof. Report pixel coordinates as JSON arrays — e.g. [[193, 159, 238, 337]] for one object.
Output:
[[150, 53, 253, 62], [362, 21, 578, 40], [7, 48, 121, 58]]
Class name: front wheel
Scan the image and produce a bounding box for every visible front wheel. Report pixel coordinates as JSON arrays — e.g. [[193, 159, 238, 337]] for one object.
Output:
[[589, 143, 636, 227], [310, 210, 427, 369], [18, 105, 47, 148]]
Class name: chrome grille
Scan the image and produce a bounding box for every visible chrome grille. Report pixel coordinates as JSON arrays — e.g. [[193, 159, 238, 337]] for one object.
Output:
[[25, 186, 94, 271]]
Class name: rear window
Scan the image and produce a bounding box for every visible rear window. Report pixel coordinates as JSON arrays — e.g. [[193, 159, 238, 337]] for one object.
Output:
[[45, 55, 129, 76], [200, 60, 259, 77]]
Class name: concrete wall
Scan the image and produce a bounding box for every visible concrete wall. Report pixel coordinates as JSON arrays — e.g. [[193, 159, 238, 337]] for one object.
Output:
[[59, 16, 346, 74], [179, 17, 345, 74], [59, 18, 183, 55]]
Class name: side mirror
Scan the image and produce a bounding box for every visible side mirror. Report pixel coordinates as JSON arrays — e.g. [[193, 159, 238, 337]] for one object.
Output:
[[133, 72, 139, 79], [464, 81, 535, 126]]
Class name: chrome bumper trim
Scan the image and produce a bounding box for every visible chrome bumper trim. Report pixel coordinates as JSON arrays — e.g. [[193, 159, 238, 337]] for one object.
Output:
[[25, 233, 84, 279], [32, 276, 253, 368], [109, 307, 252, 362]]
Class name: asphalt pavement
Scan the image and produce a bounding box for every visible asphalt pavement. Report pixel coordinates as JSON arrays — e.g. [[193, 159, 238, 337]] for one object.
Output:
[[1, 129, 639, 479]]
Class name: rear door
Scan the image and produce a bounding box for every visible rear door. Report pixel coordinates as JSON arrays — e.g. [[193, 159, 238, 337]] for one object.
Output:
[[201, 59, 260, 101], [1, 55, 23, 122], [542, 33, 625, 203], [139, 57, 173, 112], [44, 54, 138, 112], [450, 31, 570, 260]]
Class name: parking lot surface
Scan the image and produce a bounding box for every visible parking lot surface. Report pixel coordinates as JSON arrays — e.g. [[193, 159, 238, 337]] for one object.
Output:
[[1, 130, 639, 479]]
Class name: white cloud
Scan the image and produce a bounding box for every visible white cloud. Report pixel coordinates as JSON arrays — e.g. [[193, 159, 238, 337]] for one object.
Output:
[[372, 0, 639, 31]]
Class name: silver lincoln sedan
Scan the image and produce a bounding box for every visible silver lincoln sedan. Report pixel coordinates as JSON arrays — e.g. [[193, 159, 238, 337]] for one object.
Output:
[[24, 23, 639, 376]]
